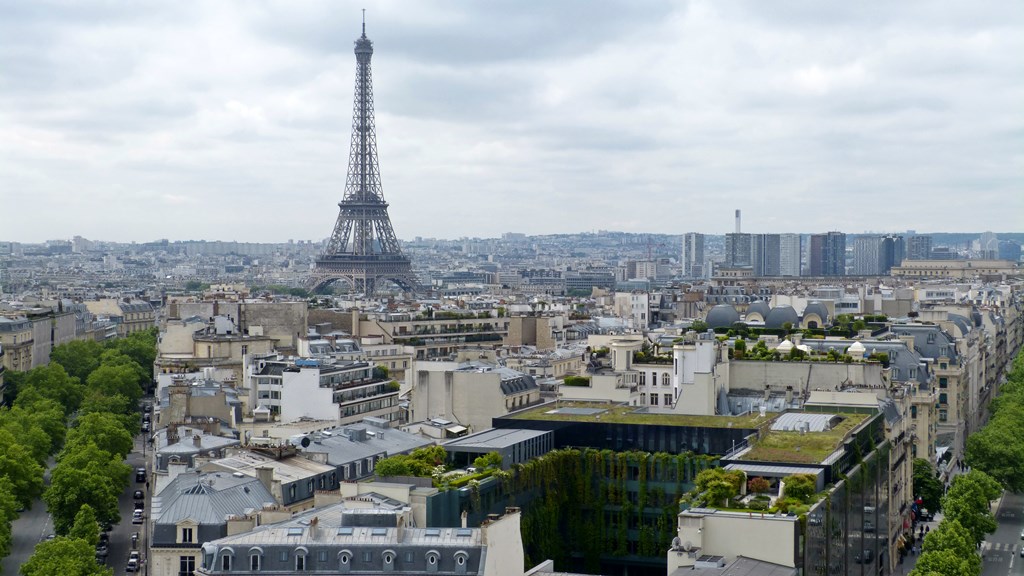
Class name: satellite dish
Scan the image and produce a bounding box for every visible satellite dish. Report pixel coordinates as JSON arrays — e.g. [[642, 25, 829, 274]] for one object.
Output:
[[683, 541, 693, 552], [300, 436, 311, 448]]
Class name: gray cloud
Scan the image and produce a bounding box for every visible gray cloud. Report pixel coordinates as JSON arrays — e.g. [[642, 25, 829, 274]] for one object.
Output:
[[0, 0, 1021, 243]]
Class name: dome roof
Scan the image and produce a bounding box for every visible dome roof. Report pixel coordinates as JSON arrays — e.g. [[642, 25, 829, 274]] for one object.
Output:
[[765, 305, 799, 329], [705, 304, 741, 329], [803, 301, 830, 324], [746, 301, 771, 320], [776, 339, 794, 352], [848, 341, 866, 357]]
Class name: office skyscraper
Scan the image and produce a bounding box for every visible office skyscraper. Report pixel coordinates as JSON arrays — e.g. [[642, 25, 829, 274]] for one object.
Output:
[[725, 234, 752, 268], [682, 233, 705, 278], [779, 233, 802, 276], [751, 234, 781, 277], [808, 232, 846, 276], [907, 235, 933, 260]]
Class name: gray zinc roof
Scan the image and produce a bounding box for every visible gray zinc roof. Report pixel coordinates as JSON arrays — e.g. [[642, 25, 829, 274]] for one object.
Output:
[[443, 428, 549, 451], [153, 471, 274, 526], [301, 422, 433, 467]]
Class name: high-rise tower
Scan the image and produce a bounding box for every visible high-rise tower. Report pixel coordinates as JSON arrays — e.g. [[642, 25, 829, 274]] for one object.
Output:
[[310, 21, 417, 294]]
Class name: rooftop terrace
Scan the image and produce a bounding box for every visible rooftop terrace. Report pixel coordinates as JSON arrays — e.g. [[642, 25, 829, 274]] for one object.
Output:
[[507, 402, 776, 429], [739, 412, 869, 465]]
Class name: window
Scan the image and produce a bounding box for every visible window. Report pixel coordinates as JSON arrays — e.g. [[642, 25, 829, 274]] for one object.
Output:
[[279, 551, 289, 562], [664, 394, 673, 406], [221, 554, 231, 570], [179, 556, 196, 576], [939, 410, 948, 422], [650, 394, 658, 406], [639, 372, 646, 386], [940, 363, 947, 370], [911, 406, 917, 418], [640, 393, 646, 405], [250, 554, 260, 570], [662, 373, 670, 386], [181, 527, 193, 543], [939, 393, 948, 405], [318, 551, 328, 562], [296, 554, 306, 571], [939, 377, 948, 388]]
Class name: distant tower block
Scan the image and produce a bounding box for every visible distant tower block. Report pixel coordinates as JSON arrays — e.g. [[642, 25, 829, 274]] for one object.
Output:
[[309, 20, 418, 294]]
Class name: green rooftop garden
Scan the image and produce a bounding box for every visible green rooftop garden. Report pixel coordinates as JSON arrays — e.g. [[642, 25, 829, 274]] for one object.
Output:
[[739, 412, 869, 464], [508, 402, 776, 429]]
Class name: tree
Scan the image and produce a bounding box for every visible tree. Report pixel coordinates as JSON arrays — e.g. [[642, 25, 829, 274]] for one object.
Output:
[[98, 350, 149, 390], [69, 505, 101, 547], [15, 364, 85, 416], [909, 548, 979, 576], [965, 404, 1024, 492], [44, 466, 122, 534], [65, 413, 134, 458], [19, 537, 112, 576], [940, 470, 1000, 546], [0, 429, 45, 507], [747, 477, 771, 494], [782, 474, 817, 503], [473, 452, 503, 470], [920, 520, 980, 575], [49, 340, 104, 384], [694, 469, 742, 507], [913, 458, 944, 512], [105, 331, 157, 376], [79, 392, 139, 437], [690, 320, 708, 333], [85, 364, 142, 406], [0, 478, 20, 561]]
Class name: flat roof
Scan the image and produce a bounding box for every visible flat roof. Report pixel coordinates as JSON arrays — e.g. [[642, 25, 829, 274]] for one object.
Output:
[[444, 428, 550, 451], [738, 412, 869, 465], [507, 402, 775, 429]]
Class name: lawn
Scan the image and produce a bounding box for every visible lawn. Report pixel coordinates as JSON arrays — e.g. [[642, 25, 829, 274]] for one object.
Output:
[[739, 412, 868, 464], [508, 402, 775, 429]]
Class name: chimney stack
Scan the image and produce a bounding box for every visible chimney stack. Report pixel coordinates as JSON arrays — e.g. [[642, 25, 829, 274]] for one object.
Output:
[[255, 467, 274, 493], [735, 209, 741, 234], [193, 434, 202, 448]]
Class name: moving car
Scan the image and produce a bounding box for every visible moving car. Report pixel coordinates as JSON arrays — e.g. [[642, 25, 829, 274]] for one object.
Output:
[[135, 468, 146, 483], [133, 490, 144, 500], [132, 510, 144, 524]]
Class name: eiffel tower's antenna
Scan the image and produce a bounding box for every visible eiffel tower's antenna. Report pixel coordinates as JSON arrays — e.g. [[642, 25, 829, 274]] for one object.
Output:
[[311, 19, 417, 295]]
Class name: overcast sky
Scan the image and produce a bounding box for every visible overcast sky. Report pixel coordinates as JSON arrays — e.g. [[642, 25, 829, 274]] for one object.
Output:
[[2, 1, 1021, 243]]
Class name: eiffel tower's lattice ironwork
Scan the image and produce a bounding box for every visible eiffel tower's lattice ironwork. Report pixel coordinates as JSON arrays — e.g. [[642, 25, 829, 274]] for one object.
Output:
[[310, 22, 417, 294]]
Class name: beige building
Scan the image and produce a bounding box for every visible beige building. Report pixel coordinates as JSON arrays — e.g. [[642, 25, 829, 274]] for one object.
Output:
[[408, 360, 542, 434], [348, 310, 511, 361], [0, 316, 33, 372], [156, 316, 276, 388], [891, 259, 1019, 279], [84, 299, 156, 337], [505, 315, 562, 350], [168, 298, 307, 353]]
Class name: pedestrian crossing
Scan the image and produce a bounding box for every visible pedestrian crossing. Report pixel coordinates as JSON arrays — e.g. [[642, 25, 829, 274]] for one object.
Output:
[[981, 541, 1020, 554]]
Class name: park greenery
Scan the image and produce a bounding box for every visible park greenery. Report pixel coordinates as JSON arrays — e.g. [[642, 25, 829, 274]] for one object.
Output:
[[0, 328, 157, 574]]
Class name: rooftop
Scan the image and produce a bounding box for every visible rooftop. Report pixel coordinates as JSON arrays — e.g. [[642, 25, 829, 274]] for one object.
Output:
[[738, 412, 869, 465], [507, 402, 775, 429]]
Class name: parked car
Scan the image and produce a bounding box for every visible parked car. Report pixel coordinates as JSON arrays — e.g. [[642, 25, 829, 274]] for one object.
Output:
[[132, 510, 144, 524], [126, 558, 139, 572], [135, 468, 146, 483], [133, 490, 144, 500], [129, 551, 140, 563], [95, 544, 108, 556], [134, 501, 144, 511]]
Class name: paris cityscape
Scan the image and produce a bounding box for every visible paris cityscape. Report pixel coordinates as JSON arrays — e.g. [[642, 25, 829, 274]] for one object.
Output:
[[1, 3, 1023, 576]]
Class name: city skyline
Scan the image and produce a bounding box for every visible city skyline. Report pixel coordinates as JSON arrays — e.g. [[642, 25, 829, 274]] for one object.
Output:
[[2, 1, 1022, 243]]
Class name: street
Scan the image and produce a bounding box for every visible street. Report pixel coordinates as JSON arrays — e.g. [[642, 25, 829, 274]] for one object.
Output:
[[0, 433, 147, 575], [981, 492, 1024, 576], [0, 458, 55, 574]]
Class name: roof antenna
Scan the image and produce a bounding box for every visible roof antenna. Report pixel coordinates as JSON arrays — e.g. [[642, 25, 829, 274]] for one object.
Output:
[[362, 9, 366, 36]]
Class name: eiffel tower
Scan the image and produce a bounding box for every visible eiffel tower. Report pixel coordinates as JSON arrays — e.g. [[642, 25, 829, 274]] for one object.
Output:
[[310, 20, 417, 294]]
